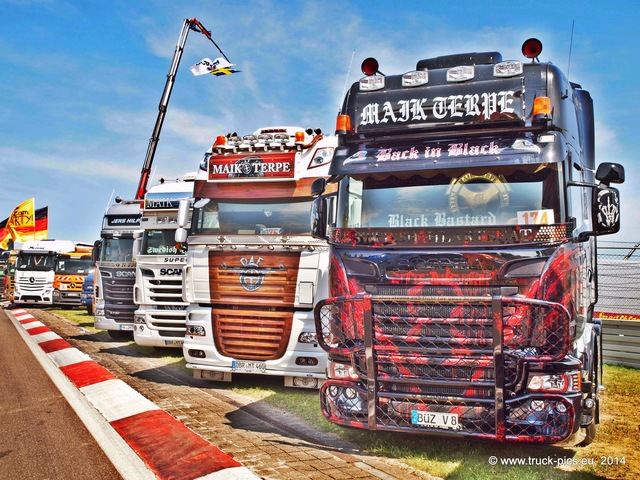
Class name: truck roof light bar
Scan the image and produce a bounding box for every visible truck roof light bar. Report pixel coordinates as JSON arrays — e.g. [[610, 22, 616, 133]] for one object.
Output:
[[494, 60, 523, 77], [402, 70, 428, 87], [522, 38, 543, 62], [447, 65, 474, 82]]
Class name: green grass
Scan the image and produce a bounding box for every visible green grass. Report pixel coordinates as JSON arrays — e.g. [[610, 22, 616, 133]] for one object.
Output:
[[49, 307, 640, 479]]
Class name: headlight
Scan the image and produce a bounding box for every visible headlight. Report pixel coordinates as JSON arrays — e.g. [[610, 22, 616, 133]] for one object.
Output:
[[527, 372, 580, 393]]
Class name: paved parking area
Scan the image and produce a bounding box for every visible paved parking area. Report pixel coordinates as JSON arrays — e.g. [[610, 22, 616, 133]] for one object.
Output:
[[20, 308, 438, 480]]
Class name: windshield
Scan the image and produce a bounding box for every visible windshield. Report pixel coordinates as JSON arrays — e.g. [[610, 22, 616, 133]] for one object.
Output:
[[101, 238, 135, 262], [192, 198, 314, 235], [141, 229, 186, 255], [56, 257, 93, 274], [16, 253, 56, 271], [338, 163, 562, 229]]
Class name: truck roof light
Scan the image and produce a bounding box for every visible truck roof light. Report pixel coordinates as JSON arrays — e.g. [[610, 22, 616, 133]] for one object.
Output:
[[228, 133, 241, 146], [359, 75, 385, 91], [257, 133, 273, 143], [532, 96, 552, 117], [213, 135, 226, 148], [402, 70, 428, 87], [241, 135, 257, 151], [295, 131, 306, 151], [522, 38, 543, 61], [494, 60, 523, 77], [273, 133, 289, 144], [361, 57, 379, 76], [447, 65, 474, 82], [336, 114, 353, 134], [273, 133, 289, 150]]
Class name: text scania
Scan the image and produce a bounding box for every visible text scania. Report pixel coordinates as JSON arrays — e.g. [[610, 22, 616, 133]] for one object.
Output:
[[159, 268, 181, 275], [360, 91, 516, 126], [211, 161, 292, 176], [115, 270, 136, 278]]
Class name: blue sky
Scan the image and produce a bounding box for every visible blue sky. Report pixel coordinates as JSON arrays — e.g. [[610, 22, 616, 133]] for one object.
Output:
[[1, 0, 638, 244]]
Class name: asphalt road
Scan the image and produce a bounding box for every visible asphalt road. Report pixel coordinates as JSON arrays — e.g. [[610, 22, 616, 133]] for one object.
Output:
[[0, 308, 123, 480]]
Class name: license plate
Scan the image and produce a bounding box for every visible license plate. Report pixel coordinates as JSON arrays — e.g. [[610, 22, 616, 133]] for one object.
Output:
[[163, 340, 183, 346], [120, 324, 134, 331], [411, 410, 460, 430], [232, 360, 266, 373]]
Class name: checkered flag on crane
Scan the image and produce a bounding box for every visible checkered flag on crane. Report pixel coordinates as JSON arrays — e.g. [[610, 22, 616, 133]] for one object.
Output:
[[188, 18, 240, 77]]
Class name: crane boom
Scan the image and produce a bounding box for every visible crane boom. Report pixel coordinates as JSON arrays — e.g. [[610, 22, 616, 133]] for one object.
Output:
[[135, 18, 214, 200]]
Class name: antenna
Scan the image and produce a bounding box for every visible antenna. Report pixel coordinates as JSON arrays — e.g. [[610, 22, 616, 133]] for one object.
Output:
[[567, 20, 575, 80], [339, 50, 356, 113], [105, 189, 115, 211]]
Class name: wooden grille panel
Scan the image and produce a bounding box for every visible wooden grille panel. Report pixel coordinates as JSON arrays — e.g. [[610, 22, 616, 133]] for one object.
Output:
[[213, 309, 293, 360], [208, 251, 301, 306], [208, 250, 300, 360]]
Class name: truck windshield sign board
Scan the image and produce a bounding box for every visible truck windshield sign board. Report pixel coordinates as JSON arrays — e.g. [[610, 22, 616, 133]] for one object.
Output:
[[106, 215, 141, 227], [208, 153, 295, 180], [355, 78, 524, 132]]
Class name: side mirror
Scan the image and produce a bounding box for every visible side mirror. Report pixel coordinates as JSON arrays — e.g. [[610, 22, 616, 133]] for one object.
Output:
[[132, 236, 141, 257], [595, 162, 625, 186], [175, 227, 188, 244], [91, 239, 101, 265], [311, 178, 326, 197], [177, 199, 191, 228], [310, 196, 327, 240]]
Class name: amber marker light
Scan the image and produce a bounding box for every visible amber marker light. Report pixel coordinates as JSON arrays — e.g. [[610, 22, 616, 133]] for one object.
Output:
[[213, 135, 226, 148], [336, 114, 352, 134], [532, 96, 552, 117]]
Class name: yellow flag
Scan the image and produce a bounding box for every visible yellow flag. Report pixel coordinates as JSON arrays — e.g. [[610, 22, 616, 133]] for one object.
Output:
[[8, 198, 35, 229], [0, 198, 35, 249]]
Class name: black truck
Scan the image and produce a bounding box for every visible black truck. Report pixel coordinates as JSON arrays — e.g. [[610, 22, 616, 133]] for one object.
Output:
[[310, 38, 624, 444]]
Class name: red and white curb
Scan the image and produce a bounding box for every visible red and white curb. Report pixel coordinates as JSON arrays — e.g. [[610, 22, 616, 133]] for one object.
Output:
[[8, 308, 259, 480]]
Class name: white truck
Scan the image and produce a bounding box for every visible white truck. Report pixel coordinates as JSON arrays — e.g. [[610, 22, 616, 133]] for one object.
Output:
[[133, 177, 194, 348], [13, 239, 76, 305], [175, 126, 336, 388]]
